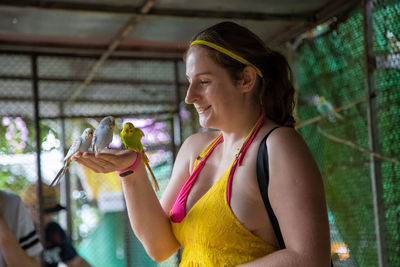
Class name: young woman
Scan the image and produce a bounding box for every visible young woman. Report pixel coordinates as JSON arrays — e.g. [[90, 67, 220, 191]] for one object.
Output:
[[73, 22, 331, 266]]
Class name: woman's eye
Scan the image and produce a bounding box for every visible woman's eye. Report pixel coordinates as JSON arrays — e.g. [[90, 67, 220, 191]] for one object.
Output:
[[200, 81, 209, 85]]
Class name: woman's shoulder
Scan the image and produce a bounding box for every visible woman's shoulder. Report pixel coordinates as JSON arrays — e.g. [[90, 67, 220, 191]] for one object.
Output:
[[264, 126, 306, 152], [264, 126, 321, 183], [177, 130, 221, 165], [183, 130, 220, 151], [257, 125, 314, 169]]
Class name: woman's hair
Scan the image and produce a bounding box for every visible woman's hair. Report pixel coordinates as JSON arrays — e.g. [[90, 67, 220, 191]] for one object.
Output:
[[188, 21, 295, 127]]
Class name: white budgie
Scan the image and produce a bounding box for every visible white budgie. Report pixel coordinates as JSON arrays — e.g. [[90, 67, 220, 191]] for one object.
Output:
[[50, 128, 93, 186], [91, 116, 115, 153]]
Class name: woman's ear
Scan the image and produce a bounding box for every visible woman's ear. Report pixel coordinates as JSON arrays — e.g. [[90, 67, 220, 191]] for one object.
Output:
[[239, 66, 257, 93]]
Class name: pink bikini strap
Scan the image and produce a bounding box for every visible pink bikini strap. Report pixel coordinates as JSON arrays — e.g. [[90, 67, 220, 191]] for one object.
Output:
[[227, 114, 265, 204], [170, 134, 223, 222], [188, 134, 223, 182]]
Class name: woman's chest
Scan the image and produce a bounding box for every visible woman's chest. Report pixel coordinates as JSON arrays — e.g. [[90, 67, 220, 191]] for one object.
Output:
[[185, 145, 260, 217]]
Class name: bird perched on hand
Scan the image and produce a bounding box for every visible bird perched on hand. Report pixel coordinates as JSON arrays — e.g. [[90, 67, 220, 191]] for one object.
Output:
[[50, 128, 93, 186], [92, 116, 115, 153], [120, 122, 159, 192], [316, 96, 343, 123]]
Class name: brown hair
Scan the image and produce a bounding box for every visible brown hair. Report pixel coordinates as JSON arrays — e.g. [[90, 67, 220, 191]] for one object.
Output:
[[188, 21, 295, 127]]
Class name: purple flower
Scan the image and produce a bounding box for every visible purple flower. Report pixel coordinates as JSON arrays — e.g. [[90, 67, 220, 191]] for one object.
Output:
[[2, 117, 11, 126], [3, 117, 28, 153]]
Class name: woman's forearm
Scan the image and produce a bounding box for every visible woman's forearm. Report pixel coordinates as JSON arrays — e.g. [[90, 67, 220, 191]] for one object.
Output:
[[237, 248, 330, 267], [72, 149, 181, 261], [0, 222, 41, 267], [121, 163, 180, 262]]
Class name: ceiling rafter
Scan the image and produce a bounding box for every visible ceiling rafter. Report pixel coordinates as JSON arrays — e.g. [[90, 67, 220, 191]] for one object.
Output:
[[0, 1, 314, 21], [66, 0, 156, 102], [0, 0, 360, 53], [269, 0, 359, 45], [0, 96, 176, 105]]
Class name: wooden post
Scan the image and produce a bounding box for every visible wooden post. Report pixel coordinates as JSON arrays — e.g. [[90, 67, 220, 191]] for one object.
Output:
[[362, 0, 387, 266]]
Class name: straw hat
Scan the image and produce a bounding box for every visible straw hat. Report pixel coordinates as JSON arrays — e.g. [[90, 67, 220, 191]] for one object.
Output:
[[22, 183, 65, 213]]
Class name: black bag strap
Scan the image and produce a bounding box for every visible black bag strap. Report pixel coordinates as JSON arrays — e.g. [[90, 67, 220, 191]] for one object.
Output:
[[256, 127, 334, 266], [256, 126, 285, 249]]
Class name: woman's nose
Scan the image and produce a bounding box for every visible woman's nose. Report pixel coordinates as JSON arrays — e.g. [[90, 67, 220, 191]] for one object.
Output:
[[185, 83, 199, 104]]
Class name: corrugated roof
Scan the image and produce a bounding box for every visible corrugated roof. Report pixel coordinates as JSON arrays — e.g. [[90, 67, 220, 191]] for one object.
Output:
[[0, 0, 358, 56], [0, 0, 358, 118]]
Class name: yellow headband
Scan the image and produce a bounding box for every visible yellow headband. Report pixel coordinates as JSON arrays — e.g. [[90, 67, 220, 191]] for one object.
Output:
[[190, 40, 263, 78]]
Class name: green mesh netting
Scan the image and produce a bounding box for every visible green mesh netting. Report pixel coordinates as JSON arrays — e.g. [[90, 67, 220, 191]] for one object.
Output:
[[294, 2, 400, 266]]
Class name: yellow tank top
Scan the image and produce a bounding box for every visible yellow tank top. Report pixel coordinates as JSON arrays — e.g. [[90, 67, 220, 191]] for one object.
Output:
[[171, 127, 277, 266]]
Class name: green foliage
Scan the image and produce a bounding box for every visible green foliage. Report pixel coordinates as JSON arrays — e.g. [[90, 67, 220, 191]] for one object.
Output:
[[0, 124, 8, 154], [0, 166, 30, 195]]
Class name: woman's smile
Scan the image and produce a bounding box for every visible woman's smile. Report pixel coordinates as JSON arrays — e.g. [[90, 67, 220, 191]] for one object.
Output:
[[196, 105, 211, 114]]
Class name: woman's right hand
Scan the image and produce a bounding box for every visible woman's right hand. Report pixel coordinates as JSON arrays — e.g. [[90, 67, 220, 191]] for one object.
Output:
[[72, 149, 139, 174]]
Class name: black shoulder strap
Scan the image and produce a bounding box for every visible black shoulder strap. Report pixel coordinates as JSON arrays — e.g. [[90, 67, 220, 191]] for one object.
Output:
[[256, 127, 334, 266], [256, 126, 285, 249]]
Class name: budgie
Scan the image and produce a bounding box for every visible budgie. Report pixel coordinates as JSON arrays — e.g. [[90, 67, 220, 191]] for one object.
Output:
[[317, 96, 343, 123], [120, 122, 159, 192], [50, 128, 93, 186], [92, 116, 115, 153], [386, 30, 400, 53]]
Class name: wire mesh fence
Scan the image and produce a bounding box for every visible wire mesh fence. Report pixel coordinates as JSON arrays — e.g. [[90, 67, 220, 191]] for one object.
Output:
[[0, 53, 194, 266], [294, 1, 400, 266]]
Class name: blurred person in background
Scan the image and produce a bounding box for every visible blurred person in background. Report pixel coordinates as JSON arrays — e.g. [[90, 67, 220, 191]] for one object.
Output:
[[0, 189, 43, 267], [22, 183, 92, 267]]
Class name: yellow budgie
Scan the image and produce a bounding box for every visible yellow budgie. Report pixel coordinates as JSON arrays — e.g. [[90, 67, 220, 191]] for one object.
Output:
[[120, 122, 159, 192]]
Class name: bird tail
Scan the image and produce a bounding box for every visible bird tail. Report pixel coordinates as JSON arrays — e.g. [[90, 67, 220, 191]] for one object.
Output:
[[50, 161, 70, 186], [142, 152, 149, 164], [143, 159, 159, 192], [50, 167, 65, 186]]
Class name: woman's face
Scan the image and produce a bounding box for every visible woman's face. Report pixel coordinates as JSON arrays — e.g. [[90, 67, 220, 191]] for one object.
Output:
[[185, 46, 243, 129]]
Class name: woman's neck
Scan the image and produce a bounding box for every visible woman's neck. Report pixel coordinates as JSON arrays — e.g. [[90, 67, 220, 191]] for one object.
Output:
[[220, 108, 263, 151]]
